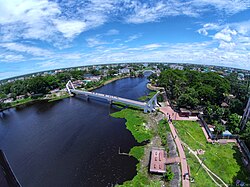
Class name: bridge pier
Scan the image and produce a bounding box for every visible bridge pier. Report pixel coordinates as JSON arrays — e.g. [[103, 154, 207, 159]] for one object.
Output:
[[108, 99, 113, 105]]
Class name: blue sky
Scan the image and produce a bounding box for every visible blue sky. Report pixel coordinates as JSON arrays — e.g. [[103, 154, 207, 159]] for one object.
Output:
[[0, 0, 250, 79]]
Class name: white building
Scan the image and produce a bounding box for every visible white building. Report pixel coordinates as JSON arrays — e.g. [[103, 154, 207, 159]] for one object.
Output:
[[119, 68, 130, 74], [169, 65, 184, 70]]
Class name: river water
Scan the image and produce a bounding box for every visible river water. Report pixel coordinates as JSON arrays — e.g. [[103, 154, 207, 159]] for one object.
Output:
[[0, 77, 150, 187]]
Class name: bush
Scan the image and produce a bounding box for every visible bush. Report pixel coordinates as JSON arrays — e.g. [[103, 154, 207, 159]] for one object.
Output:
[[162, 169, 174, 181]]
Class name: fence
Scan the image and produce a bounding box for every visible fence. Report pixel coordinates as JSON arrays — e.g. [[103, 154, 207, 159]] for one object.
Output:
[[238, 139, 250, 162], [198, 115, 238, 140]]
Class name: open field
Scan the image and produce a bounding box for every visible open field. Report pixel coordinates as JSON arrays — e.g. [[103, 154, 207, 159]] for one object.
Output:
[[174, 120, 250, 186]]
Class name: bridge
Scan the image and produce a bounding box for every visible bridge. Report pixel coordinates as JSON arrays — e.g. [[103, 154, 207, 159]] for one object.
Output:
[[66, 81, 159, 113]]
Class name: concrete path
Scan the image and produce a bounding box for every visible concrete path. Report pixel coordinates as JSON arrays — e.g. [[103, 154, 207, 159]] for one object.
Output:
[[160, 108, 190, 187], [160, 101, 198, 121]]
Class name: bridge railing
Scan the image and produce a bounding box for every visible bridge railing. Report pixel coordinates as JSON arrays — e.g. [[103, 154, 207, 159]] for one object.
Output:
[[67, 81, 160, 113]]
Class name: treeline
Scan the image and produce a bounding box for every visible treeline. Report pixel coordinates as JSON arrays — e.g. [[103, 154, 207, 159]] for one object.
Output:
[[157, 69, 248, 115], [156, 69, 250, 144], [0, 70, 89, 99], [158, 70, 232, 108]]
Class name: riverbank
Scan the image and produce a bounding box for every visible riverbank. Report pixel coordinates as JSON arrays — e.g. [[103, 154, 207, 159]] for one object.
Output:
[[111, 107, 178, 186], [0, 97, 47, 112], [87, 75, 130, 91], [147, 83, 164, 91], [0, 75, 130, 112]]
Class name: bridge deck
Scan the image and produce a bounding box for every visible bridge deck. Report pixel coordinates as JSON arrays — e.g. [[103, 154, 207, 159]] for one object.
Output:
[[71, 89, 147, 107]]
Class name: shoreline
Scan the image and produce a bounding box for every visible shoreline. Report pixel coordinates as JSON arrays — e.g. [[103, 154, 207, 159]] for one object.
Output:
[[0, 75, 131, 112], [87, 75, 130, 91], [147, 83, 164, 91]]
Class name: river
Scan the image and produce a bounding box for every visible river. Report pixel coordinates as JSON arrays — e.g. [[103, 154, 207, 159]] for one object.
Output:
[[0, 76, 150, 187]]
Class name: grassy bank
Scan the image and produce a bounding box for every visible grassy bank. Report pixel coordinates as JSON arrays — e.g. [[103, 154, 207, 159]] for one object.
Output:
[[87, 75, 129, 91], [111, 108, 152, 143], [129, 146, 145, 160], [157, 119, 171, 147], [10, 97, 34, 107], [119, 146, 161, 187], [111, 108, 162, 187], [138, 91, 157, 101], [174, 120, 250, 186], [48, 94, 70, 102]]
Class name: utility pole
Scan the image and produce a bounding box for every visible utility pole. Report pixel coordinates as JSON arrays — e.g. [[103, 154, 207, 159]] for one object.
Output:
[[196, 158, 206, 175]]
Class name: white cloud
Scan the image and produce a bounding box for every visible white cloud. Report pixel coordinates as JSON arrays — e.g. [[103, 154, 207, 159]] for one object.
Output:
[[0, 0, 249, 45], [125, 34, 142, 42], [86, 37, 108, 47], [191, 0, 250, 14], [197, 23, 220, 35], [37, 61, 59, 68], [0, 53, 25, 62], [0, 43, 53, 56], [105, 29, 119, 36], [53, 20, 86, 38], [143, 43, 162, 50]]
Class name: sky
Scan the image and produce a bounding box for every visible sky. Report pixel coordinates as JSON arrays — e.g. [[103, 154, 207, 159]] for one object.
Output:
[[0, 0, 250, 80]]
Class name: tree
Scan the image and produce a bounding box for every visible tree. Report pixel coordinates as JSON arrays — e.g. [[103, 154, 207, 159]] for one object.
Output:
[[27, 76, 49, 94], [227, 113, 241, 134], [90, 69, 101, 76], [162, 170, 174, 181], [214, 121, 226, 136], [177, 93, 199, 108], [241, 121, 250, 142], [197, 85, 216, 104], [229, 98, 244, 115]]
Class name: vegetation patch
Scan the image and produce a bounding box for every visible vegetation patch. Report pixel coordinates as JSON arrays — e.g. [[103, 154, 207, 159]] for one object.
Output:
[[129, 146, 145, 160], [174, 120, 250, 185], [10, 97, 33, 107], [138, 91, 157, 101], [48, 94, 70, 102], [157, 119, 170, 146], [112, 102, 142, 111], [185, 151, 217, 187], [111, 109, 152, 143]]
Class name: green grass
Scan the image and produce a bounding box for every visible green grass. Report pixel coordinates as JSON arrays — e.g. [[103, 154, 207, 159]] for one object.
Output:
[[48, 94, 70, 102], [119, 147, 161, 187], [158, 119, 170, 147], [129, 146, 145, 160], [112, 108, 161, 187], [185, 151, 217, 187], [10, 97, 33, 106], [138, 91, 157, 101], [174, 120, 250, 186], [111, 108, 152, 143], [112, 101, 143, 111]]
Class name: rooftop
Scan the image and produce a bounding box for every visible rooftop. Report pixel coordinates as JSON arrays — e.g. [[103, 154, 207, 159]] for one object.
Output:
[[149, 148, 167, 173]]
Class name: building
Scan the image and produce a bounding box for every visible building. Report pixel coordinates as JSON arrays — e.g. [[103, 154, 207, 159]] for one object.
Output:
[[84, 75, 101, 82], [179, 108, 191, 117], [119, 68, 130, 74], [169, 65, 184, 70], [149, 148, 167, 173]]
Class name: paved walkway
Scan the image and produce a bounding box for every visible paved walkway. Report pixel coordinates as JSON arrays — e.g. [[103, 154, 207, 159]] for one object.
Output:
[[160, 107, 190, 187], [166, 157, 181, 164], [160, 101, 198, 121]]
